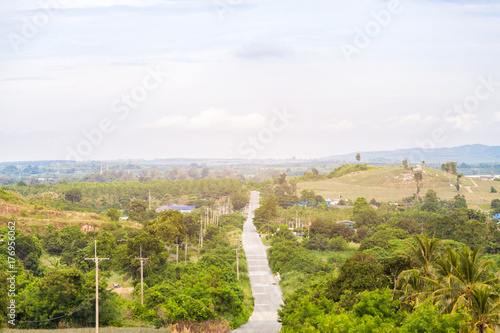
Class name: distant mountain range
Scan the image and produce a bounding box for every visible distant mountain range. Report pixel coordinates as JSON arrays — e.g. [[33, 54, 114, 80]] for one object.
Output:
[[319, 144, 500, 165]]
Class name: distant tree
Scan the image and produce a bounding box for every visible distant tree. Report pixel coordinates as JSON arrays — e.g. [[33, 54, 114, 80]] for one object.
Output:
[[253, 197, 279, 225], [278, 172, 287, 185], [146, 210, 187, 244], [454, 194, 467, 209], [299, 189, 316, 204], [200, 167, 210, 179], [305, 234, 330, 251], [64, 188, 82, 203], [414, 171, 423, 197], [330, 236, 348, 251], [230, 191, 249, 211], [312, 168, 319, 177], [402, 158, 409, 170], [356, 153, 361, 164], [106, 208, 120, 221], [492, 199, 500, 210], [353, 197, 371, 215], [456, 173, 463, 192], [421, 189, 441, 213], [491, 186, 497, 193], [127, 200, 148, 222], [16, 180, 27, 186], [441, 161, 458, 175], [187, 167, 200, 179]]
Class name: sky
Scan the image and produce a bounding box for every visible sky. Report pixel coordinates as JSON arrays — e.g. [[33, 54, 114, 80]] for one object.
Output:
[[1, 0, 500, 162]]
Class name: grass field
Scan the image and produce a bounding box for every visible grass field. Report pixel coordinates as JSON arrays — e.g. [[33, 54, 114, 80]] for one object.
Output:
[[298, 166, 499, 205]]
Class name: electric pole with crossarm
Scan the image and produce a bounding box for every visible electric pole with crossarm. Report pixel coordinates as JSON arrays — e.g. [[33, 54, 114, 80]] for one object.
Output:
[[85, 240, 109, 333], [135, 245, 149, 305]]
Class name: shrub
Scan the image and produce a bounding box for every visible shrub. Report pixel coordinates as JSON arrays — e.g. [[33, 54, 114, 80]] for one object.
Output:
[[330, 236, 348, 251]]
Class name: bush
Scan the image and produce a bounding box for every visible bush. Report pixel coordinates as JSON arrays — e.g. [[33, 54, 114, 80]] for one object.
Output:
[[305, 234, 330, 251], [359, 236, 390, 251], [107, 208, 121, 221], [330, 236, 348, 251], [491, 186, 498, 193]]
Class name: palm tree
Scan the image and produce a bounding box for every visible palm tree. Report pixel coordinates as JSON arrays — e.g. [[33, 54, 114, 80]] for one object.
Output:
[[406, 234, 442, 278], [432, 247, 499, 321], [469, 285, 500, 333], [396, 234, 442, 306]]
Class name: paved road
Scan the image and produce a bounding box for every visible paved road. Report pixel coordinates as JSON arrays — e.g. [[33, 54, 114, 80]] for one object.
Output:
[[233, 191, 283, 333]]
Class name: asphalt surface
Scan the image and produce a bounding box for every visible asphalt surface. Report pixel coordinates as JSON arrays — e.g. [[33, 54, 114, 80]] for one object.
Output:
[[232, 191, 283, 333]]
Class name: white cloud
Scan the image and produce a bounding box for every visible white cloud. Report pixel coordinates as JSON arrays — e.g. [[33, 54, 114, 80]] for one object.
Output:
[[145, 108, 268, 130], [328, 119, 355, 130], [445, 113, 480, 132], [390, 113, 440, 127]]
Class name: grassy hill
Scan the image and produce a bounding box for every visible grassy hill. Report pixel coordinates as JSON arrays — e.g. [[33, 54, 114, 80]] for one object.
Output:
[[0, 189, 140, 234], [298, 165, 499, 206]]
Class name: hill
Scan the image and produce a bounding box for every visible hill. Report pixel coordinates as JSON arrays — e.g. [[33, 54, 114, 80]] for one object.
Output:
[[0, 189, 139, 234], [318, 144, 500, 165], [297, 165, 499, 205]]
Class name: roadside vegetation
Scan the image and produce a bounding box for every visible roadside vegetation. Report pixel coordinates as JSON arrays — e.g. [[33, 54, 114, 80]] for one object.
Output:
[[258, 167, 500, 332]]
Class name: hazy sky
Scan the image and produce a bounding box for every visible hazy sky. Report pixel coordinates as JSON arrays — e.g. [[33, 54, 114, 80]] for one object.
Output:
[[1, 0, 500, 162]]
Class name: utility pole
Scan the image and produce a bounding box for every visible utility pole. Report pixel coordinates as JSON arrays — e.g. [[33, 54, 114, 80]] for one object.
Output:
[[135, 246, 149, 305], [85, 240, 109, 333], [173, 239, 180, 265], [182, 235, 189, 265], [200, 216, 203, 248]]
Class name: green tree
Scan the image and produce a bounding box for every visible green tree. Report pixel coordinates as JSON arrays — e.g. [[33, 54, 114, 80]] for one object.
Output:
[[433, 247, 499, 315], [230, 191, 249, 211], [402, 158, 409, 170], [65, 188, 82, 203], [468, 285, 500, 333], [127, 200, 148, 222], [106, 208, 120, 221], [396, 234, 442, 307], [356, 153, 361, 163], [421, 189, 441, 213], [253, 197, 279, 225], [353, 197, 371, 215], [456, 173, 463, 193], [414, 171, 423, 197], [454, 194, 467, 209], [17, 268, 121, 328], [304, 234, 330, 251], [329, 251, 389, 300], [146, 210, 187, 244], [311, 168, 319, 177], [491, 186, 497, 193]]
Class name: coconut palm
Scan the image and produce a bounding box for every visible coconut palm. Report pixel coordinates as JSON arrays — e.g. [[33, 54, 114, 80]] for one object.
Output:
[[396, 234, 442, 306], [432, 247, 499, 315], [406, 234, 442, 278], [469, 285, 500, 333]]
